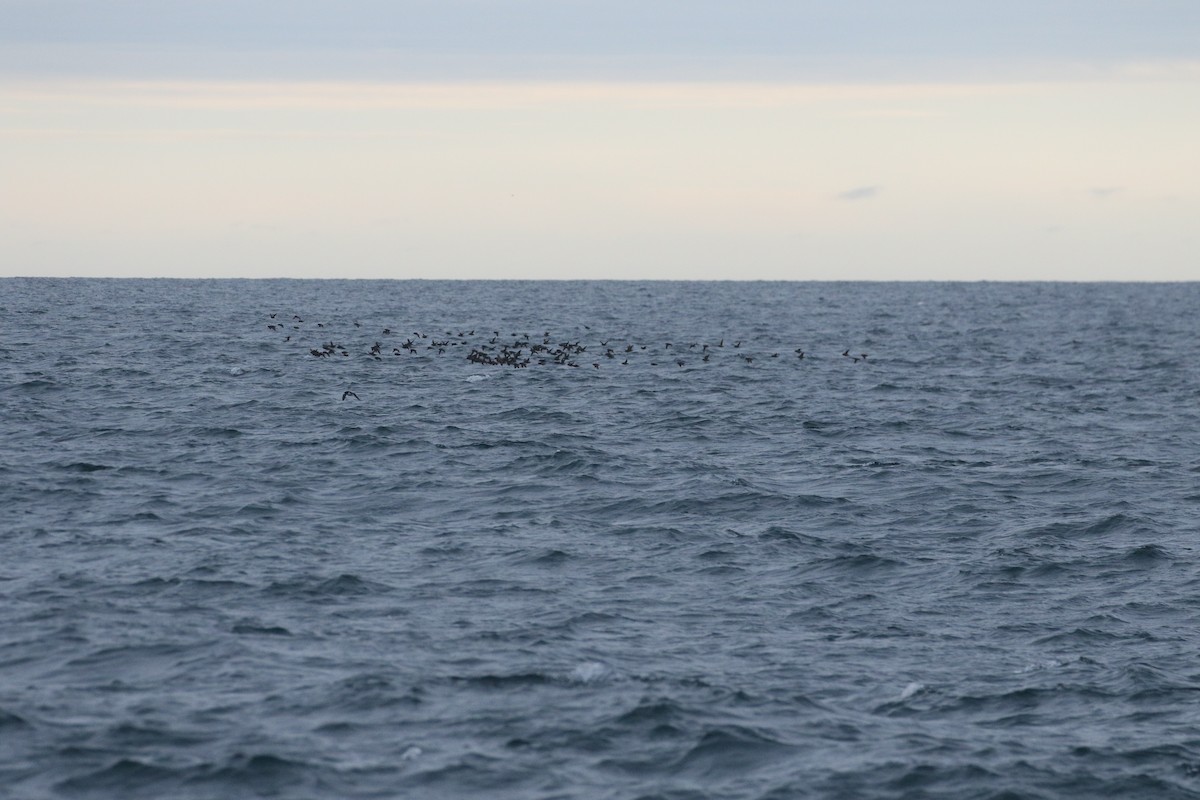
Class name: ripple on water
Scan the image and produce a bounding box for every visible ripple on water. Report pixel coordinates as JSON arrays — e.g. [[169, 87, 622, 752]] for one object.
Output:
[[5, 279, 1200, 800]]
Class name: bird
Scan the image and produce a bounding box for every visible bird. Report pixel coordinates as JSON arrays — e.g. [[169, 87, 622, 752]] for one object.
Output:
[[342, 390, 360, 401]]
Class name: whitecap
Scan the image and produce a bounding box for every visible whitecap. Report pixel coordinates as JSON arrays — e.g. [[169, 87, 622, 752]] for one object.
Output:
[[465, 374, 487, 383], [1016, 658, 1068, 674], [568, 661, 612, 684], [899, 682, 924, 701]]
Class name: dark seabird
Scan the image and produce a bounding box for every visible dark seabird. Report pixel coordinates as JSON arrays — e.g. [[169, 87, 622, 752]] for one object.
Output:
[[342, 391, 360, 401]]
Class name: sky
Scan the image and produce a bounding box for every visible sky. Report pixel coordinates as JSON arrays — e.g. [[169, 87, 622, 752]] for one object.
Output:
[[1, 1, 1197, 280]]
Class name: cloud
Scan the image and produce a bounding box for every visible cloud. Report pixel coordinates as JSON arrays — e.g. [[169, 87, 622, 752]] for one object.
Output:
[[0, 79, 1032, 114], [1088, 186, 1123, 198], [2, 2, 1199, 82], [837, 186, 880, 201]]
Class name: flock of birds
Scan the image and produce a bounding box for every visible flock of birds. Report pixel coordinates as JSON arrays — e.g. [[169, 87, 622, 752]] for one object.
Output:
[[262, 314, 871, 398]]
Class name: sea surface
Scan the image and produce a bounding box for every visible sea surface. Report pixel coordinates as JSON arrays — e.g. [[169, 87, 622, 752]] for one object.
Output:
[[2, 278, 1199, 800]]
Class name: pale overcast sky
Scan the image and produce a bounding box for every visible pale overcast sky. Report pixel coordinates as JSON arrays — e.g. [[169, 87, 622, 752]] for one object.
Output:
[[1, 1, 1197, 279]]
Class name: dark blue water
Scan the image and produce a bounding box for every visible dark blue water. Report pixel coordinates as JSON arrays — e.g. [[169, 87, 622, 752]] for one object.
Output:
[[2, 278, 1199, 799]]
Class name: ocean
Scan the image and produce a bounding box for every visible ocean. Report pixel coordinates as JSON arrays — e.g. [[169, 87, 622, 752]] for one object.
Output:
[[2, 278, 1199, 799]]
